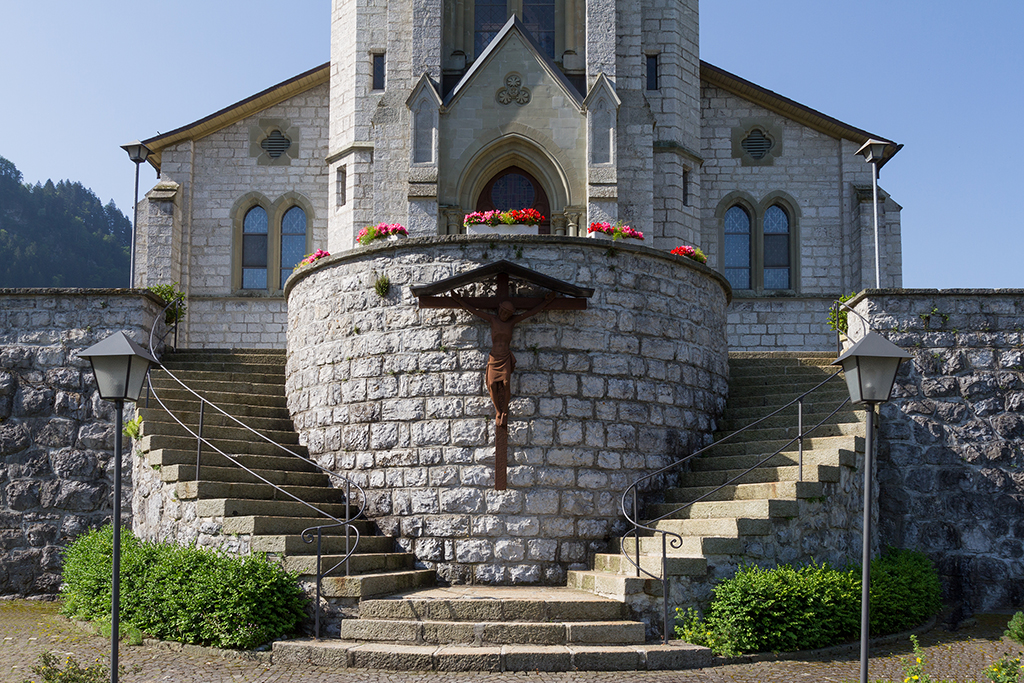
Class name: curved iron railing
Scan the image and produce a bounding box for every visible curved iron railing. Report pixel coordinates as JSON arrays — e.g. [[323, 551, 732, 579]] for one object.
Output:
[[144, 296, 364, 638], [620, 320, 874, 643]]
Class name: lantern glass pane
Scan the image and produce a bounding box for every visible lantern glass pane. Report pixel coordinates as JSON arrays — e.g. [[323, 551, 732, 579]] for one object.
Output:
[[90, 356, 130, 400], [859, 356, 901, 403], [841, 358, 863, 404], [126, 356, 152, 402]]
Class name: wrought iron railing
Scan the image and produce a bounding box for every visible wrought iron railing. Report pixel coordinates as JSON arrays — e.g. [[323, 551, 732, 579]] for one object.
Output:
[[620, 367, 853, 643], [144, 296, 363, 638]]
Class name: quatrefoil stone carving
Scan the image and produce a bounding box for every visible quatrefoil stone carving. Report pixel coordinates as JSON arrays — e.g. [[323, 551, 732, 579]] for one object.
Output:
[[496, 73, 531, 106]]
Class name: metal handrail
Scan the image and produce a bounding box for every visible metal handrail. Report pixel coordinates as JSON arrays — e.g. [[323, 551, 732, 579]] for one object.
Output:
[[144, 296, 364, 638], [620, 366, 854, 643], [832, 298, 876, 355]]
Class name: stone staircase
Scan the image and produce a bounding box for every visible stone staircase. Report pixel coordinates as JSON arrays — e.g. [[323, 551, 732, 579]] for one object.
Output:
[[273, 586, 711, 671], [568, 352, 866, 633], [137, 349, 434, 606]]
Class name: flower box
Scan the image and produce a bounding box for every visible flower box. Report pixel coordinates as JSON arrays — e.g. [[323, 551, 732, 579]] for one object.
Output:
[[463, 208, 544, 235], [357, 223, 408, 246], [465, 223, 538, 236], [587, 222, 644, 242]]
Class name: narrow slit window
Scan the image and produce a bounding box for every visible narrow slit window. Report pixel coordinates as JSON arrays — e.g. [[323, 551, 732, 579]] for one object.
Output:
[[683, 170, 690, 207], [646, 54, 659, 91], [372, 53, 386, 91], [337, 167, 346, 207]]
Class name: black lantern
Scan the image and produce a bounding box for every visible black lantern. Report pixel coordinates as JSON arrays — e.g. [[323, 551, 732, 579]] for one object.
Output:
[[79, 331, 156, 683], [832, 331, 910, 405], [833, 329, 909, 683]]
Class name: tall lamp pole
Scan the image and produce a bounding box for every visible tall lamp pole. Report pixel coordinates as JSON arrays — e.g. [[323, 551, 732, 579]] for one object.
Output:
[[79, 333, 157, 683], [833, 331, 910, 683], [856, 139, 893, 289], [120, 141, 152, 289]]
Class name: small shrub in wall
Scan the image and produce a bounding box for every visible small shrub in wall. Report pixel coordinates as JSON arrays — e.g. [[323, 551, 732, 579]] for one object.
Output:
[[60, 525, 307, 649]]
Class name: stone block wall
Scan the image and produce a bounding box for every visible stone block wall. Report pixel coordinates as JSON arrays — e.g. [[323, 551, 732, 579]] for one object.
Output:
[[286, 236, 730, 585], [852, 290, 1024, 613], [727, 296, 838, 352], [0, 290, 165, 595]]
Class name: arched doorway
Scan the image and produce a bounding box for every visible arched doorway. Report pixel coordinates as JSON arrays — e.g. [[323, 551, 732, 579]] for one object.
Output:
[[475, 166, 551, 234]]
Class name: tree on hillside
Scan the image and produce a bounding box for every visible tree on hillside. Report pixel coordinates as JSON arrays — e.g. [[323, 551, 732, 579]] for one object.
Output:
[[0, 155, 131, 288]]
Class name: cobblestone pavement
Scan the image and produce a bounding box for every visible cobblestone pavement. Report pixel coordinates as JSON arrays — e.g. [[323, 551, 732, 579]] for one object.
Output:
[[2, 600, 1019, 683]]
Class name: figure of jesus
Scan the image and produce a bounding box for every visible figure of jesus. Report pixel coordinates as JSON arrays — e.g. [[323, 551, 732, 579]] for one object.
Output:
[[451, 291, 557, 427]]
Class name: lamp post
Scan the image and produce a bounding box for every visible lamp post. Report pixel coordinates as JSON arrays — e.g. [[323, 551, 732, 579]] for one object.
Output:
[[855, 139, 892, 289], [832, 331, 910, 683], [120, 141, 152, 289], [79, 332, 157, 683]]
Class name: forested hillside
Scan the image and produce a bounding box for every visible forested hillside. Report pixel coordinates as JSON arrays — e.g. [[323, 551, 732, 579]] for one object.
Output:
[[0, 155, 131, 288]]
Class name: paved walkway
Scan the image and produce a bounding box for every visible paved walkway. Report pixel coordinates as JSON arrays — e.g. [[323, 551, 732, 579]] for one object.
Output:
[[2, 599, 1019, 683]]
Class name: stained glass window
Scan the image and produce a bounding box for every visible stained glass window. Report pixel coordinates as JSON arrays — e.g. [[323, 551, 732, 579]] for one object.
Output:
[[280, 207, 307, 288], [763, 205, 790, 289], [475, 0, 506, 57], [523, 0, 555, 58], [724, 206, 751, 290], [242, 206, 268, 290], [491, 173, 535, 210]]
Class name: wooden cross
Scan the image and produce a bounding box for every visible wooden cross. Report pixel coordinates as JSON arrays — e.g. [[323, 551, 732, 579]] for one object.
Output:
[[413, 262, 592, 490]]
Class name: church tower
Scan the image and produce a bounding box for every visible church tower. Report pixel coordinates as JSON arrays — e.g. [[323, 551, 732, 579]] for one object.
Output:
[[327, 0, 702, 250]]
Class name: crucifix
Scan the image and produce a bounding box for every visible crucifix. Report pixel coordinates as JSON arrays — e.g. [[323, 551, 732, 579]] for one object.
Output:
[[412, 261, 593, 490]]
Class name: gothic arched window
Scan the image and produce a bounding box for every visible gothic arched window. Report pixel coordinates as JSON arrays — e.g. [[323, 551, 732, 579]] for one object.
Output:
[[472, 0, 557, 60], [762, 205, 791, 290], [242, 206, 269, 290], [476, 166, 551, 234], [523, 0, 555, 58], [280, 206, 307, 287], [723, 205, 752, 290]]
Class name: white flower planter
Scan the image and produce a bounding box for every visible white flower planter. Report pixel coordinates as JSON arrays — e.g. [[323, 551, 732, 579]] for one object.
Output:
[[465, 223, 538, 236], [588, 231, 612, 240]]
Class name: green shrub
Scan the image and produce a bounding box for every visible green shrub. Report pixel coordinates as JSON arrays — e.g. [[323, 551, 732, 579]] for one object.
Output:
[[676, 549, 941, 655], [147, 282, 186, 325], [60, 525, 306, 649], [1005, 611, 1024, 645]]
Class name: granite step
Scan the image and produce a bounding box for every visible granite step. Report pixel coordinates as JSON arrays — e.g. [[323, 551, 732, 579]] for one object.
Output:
[[278, 552, 417, 575], [592, 552, 706, 578], [648, 498, 799, 521], [143, 419, 302, 445], [139, 406, 296, 433], [221, 515, 372, 536], [160, 463, 329, 487], [273, 638, 712, 672], [175, 480, 346, 503], [318, 569, 436, 598], [197, 497, 357, 519], [141, 434, 310, 458], [657, 479, 825, 506]]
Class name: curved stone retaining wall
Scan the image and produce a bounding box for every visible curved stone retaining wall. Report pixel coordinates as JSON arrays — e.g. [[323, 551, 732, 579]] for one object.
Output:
[[286, 236, 730, 585]]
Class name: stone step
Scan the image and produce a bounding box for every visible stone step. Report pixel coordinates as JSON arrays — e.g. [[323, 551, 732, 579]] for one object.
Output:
[[141, 397, 291, 421], [198, 498, 356, 519], [648, 497, 799, 521], [160, 463, 329, 487], [613, 534, 743, 556], [161, 347, 285, 361], [139, 406, 296, 434], [145, 386, 289, 409], [712, 421, 862, 445], [592, 552, 706, 578], [693, 439, 861, 470], [154, 366, 285, 383], [649, 516, 772, 537], [697, 433, 863, 460], [221, 515, 372, 536], [149, 376, 288, 398], [722, 395, 855, 420], [148, 447, 317, 473], [728, 363, 839, 378], [358, 587, 629, 623], [278, 552, 417, 575], [252, 533, 397, 555], [339, 618, 646, 646], [670, 462, 840, 487], [659, 480, 824, 506], [717, 407, 864, 432], [176, 480, 345, 503], [318, 569, 436, 598], [143, 419, 302, 445], [272, 638, 713, 672], [141, 434, 309, 459], [565, 570, 661, 601], [723, 386, 852, 410]]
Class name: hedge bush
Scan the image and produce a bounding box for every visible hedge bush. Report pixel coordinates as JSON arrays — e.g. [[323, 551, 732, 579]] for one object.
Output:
[[676, 548, 942, 655], [60, 525, 307, 649]]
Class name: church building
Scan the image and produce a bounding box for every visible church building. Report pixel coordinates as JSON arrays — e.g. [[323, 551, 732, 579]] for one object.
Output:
[[133, 0, 902, 352]]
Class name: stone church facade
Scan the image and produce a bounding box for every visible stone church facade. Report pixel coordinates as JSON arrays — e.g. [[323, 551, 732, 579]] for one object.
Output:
[[133, 0, 902, 353]]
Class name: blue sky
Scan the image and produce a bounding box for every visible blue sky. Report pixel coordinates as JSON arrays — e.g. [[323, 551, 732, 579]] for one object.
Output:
[[2, 1, 1020, 289]]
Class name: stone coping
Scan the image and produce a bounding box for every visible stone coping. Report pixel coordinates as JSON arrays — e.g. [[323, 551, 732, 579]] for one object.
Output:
[[847, 288, 1024, 308], [0, 288, 166, 305], [283, 234, 733, 303]]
